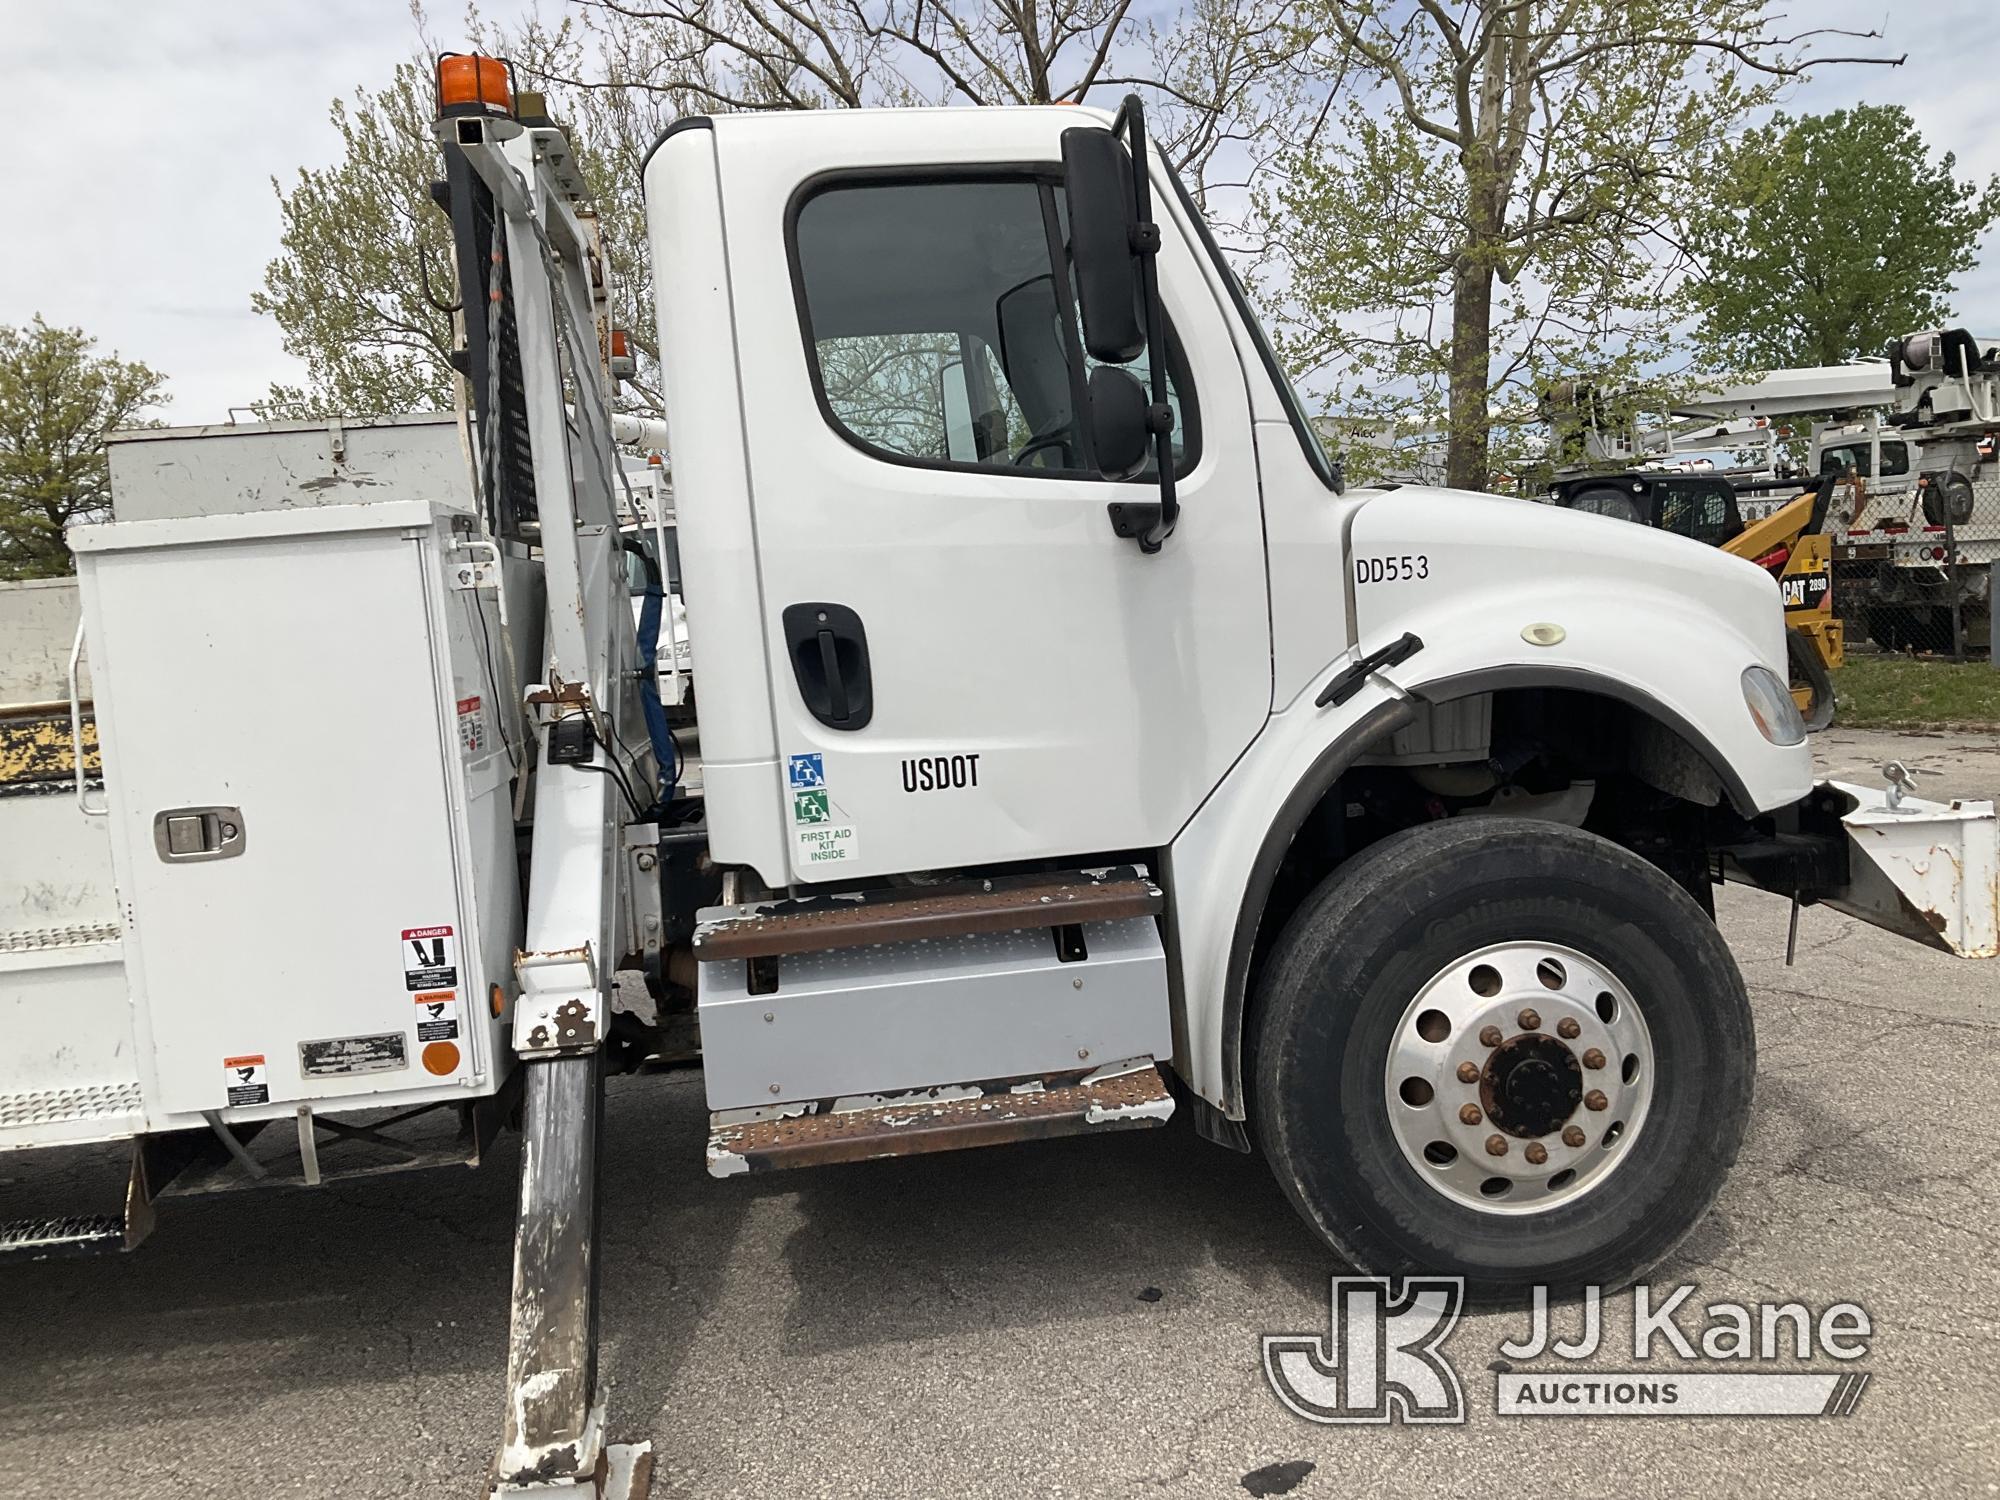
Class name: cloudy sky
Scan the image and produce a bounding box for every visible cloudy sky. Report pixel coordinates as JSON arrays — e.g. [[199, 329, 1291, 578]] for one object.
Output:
[[5, 0, 1996, 423]]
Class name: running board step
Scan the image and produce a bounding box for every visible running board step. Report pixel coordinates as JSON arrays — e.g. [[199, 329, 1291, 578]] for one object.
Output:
[[692, 864, 1161, 960], [706, 1061, 1176, 1176], [0, 1214, 128, 1262], [0, 1143, 156, 1262]]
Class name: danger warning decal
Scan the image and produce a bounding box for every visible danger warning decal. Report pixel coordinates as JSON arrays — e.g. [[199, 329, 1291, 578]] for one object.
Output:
[[457, 695, 487, 756], [223, 1055, 269, 1107], [402, 925, 458, 991], [415, 991, 461, 1044]]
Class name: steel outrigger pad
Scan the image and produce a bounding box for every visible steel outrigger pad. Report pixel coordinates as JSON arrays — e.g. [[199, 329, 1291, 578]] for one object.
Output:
[[491, 1435, 652, 1499]]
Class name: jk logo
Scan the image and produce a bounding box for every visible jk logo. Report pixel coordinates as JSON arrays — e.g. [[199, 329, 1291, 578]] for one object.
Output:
[[1262, 1277, 1467, 1424]]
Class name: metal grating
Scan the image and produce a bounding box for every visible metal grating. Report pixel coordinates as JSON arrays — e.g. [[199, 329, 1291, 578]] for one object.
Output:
[[0, 1079, 143, 1129], [0, 923, 121, 954], [0, 1215, 125, 1261]]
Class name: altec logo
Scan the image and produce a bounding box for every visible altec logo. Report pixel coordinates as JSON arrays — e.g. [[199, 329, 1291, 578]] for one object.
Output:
[[1262, 1278, 1468, 1424]]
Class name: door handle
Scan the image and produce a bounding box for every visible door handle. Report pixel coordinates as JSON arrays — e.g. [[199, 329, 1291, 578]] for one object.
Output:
[[816, 629, 850, 721], [153, 806, 247, 862], [782, 603, 873, 730]]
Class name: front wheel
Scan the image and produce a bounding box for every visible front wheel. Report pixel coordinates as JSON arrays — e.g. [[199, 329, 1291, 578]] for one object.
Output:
[[1249, 817, 1753, 1297]]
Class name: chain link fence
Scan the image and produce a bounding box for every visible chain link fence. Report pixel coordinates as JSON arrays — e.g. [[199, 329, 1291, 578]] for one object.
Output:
[[1832, 464, 1998, 661]]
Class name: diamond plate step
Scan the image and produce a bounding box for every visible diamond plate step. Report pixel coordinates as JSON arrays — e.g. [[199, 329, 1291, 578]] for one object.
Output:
[[706, 1060, 1176, 1176], [0, 1214, 126, 1263]]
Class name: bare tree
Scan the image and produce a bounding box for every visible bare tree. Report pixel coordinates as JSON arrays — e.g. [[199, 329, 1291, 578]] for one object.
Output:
[[262, 0, 1308, 421], [1272, 0, 1900, 490], [518, 0, 1308, 202]]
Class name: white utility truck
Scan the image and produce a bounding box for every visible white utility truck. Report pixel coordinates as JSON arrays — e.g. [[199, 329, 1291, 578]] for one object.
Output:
[[4, 56, 1997, 1497], [1544, 353, 1996, 650]]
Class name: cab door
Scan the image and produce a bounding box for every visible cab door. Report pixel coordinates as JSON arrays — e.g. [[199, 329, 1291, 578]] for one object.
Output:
[[714, 114, 1269, 882]]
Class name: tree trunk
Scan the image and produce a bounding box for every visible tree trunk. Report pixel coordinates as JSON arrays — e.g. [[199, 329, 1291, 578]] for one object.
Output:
[[1446, 251, 1495, 492]]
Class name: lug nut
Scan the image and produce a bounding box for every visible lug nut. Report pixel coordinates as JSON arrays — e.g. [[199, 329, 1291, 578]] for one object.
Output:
[[1562, 1126, 1587, 1148], [1479, 1025, 1505, 1048], [1557, 1017, 1581, 1039], [1584, 1089, 1608, 1112], [1581, 1048, 1606, 1070], [1485, 1134, 1509, 1157], [1459, 1104, 1482, 1125], [1517, 1008, 1541, 1032], [1456, 1062, 1481, 1084], [1525, 1142, 1549, 1166]]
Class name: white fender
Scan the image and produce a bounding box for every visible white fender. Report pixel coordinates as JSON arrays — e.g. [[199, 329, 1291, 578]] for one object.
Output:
[[1165, 485, 1817, 1118]]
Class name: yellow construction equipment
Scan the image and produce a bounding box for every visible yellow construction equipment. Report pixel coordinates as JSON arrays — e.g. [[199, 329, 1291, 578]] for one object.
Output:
[[1548, 470, 1851, 730]]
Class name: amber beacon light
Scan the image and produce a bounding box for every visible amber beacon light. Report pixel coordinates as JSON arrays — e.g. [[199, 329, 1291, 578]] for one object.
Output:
[[437, 53, 514, 117]]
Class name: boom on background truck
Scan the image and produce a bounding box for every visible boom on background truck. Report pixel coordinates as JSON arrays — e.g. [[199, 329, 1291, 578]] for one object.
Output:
[[3, 54, 1995, 1497]]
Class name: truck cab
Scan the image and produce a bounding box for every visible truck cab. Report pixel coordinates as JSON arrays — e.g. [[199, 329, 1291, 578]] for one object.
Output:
[[644, 102, 1992, 1283], [6, 73, 1995, 1498]]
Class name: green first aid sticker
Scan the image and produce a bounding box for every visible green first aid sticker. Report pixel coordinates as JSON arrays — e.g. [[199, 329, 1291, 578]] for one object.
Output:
[[786, 751, 856, 866]]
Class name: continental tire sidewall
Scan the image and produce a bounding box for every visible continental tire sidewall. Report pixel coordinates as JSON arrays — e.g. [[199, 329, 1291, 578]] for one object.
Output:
[[1251, 818, 1754, 1294]]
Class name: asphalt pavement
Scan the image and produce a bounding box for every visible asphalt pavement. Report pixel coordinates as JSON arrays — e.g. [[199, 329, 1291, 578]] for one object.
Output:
[[0, 727, 1995, 1499]]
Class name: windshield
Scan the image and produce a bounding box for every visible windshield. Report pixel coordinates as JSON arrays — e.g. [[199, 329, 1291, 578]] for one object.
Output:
[[1161, 166, 1339, 490]]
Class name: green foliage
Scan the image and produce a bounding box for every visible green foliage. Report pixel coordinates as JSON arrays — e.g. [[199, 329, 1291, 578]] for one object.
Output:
[[1685, 105, 2000, 370], [0, 318, 166, 579], [254, 61, 461, 419], [253, 18, 683, 420], [254, 2, 1294, 423], [1831, 654, 2000, 728], [1264, 0, 1869, 490]]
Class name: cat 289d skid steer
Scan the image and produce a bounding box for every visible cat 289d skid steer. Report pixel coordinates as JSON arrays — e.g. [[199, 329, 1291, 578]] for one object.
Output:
[[1549, 468, 1850, 731]]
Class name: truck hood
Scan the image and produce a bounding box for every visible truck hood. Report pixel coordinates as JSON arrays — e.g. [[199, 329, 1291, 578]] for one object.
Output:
[[1347, 484, 1789, 676]]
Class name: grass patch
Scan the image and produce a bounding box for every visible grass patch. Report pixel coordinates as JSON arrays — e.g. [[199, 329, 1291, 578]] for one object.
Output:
[[1832, 653, 2000, 727]]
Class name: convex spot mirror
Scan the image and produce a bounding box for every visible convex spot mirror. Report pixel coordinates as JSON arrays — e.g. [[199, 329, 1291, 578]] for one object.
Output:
[[1088, 365, 1150, 477], [1061, 127, 1144, 364]]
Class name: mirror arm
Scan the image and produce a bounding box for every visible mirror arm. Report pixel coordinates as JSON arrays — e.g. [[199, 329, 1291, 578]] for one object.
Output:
[[1114, 94, 1178, 550]]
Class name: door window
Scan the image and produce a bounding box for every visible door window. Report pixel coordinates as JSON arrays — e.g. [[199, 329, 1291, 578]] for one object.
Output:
[[1566, 484, 1642, 522], [1657, 480, 1738, 544], [1821, 441, 1909, 479], [791, 175, 1196, 477]]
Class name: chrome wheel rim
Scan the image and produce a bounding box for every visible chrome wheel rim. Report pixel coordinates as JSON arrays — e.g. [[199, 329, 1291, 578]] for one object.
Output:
[[1383, 940, 1656, 1216]]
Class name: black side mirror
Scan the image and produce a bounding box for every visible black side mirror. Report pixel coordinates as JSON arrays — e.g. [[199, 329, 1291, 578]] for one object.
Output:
[[1088, 365, 1150, 477], [1062, 96, 1179, 554], [1061, 129, 1144, 363]]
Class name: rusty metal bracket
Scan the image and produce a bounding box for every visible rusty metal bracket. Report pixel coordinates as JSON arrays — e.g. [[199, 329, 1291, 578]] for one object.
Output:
[[513, 942, 603, 1057]]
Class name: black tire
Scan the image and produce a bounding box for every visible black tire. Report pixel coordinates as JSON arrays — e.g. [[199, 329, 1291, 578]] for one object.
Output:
[[1921, 472, 1975, 527], [1866, 607, 1909, 654], [1249, 817, 1753, 1298], [1785, 626, 1837, 733]]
